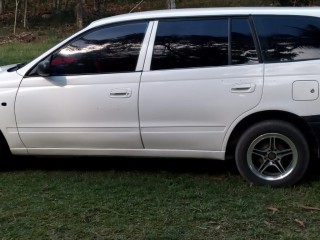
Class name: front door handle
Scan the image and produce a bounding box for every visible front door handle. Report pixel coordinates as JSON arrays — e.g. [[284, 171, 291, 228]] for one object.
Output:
[[231, 83, 256, 93], [110, 88, 132, 98]]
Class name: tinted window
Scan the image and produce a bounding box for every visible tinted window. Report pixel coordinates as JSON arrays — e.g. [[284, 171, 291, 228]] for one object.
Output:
[[151, 19, 228, 70], [231, 18, 259, 64], [254, 16, 320, 62], [50, 22, 148, 75]]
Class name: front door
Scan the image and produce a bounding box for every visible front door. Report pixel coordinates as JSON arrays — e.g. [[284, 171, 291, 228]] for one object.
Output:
[[15, 21, 150, 153]]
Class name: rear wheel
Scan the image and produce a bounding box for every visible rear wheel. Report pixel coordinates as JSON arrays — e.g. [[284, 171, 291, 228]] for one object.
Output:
[[235, 120, 309, 186]]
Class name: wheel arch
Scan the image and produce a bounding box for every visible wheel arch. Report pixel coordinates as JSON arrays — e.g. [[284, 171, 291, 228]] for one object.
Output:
[[225, 110, 318, 161]]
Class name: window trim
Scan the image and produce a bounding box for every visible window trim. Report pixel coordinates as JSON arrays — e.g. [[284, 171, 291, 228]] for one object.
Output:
[[228, 18, 232, 65], [143, 21, 158, 72], [136, 21, 155, 71], [248, 15, 263, 64]]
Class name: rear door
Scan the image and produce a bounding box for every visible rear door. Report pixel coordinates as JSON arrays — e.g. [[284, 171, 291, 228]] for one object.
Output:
[[139, 17, 264, 152]]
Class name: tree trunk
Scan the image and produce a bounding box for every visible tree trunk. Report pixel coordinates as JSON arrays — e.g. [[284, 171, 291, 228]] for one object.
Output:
[[53, 0, 60, 11], [64, 0, 69, 10], [94, 0, 101, 12], [75, 0, 83, 29], [0, 0, 3, 14], [14, 0, 19, 35], [23, 0, 27, 28], [167, 0, 176, 9]]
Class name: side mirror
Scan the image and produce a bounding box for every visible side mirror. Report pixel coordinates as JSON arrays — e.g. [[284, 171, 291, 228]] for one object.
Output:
[[36, 61, 51, 77]]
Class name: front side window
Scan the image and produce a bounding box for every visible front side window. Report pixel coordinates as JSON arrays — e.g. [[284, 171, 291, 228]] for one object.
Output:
[[151, 19, 229, 70], [50, 22, 148, 75], [254, 16, 320, 62]]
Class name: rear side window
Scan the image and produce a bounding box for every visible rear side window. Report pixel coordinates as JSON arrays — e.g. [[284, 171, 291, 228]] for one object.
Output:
[[151, 18, 258, 71], [231, 18, 259, 64], [151, 19, 229, 70], [50, 22, 148, 75], [254, 16, 320, 62]]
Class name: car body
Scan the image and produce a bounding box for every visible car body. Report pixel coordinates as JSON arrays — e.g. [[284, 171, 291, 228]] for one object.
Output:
[[1, 7, 320, 186]]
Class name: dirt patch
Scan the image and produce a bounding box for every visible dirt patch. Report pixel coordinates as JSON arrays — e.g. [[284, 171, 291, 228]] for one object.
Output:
[[0, 32, 36, 45]]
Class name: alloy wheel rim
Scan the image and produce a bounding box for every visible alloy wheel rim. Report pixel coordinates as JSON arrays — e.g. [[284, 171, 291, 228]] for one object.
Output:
[[247, 133, 298, 181]]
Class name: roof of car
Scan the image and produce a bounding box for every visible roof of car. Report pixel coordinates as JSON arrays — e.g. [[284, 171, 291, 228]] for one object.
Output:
[[89, 7, 320, 27]]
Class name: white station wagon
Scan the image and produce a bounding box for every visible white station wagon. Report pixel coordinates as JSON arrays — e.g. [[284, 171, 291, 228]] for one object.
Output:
[[1, 7, 320, 186]]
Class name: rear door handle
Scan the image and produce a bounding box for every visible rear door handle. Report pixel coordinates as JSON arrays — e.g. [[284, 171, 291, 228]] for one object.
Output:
[[231, 83, 256, 93], [110, 88, 132, 98]]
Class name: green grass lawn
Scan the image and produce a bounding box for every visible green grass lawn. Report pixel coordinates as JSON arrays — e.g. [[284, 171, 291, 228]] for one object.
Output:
[[1, 157, 320, 239], [0, 41, 58, 66], [0, 25, 69, 66]]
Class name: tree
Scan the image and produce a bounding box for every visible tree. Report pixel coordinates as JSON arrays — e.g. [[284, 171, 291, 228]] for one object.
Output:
[[14, 0, 20, 35], [93, 0, 106, 12], [93, 0, 99, 12], [64, 0, 69, 10], [53, 0, 60, 11], [75, 0, 83, 29], [0, 0, 3, 14], [23, 0, 28, 28], [167, 0, 176, 9]]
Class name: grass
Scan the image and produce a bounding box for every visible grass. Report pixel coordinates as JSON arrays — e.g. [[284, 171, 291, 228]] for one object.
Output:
[[0, 41, 58, 66], [0, 157, 320, 239], [0, 27, 70, 66]]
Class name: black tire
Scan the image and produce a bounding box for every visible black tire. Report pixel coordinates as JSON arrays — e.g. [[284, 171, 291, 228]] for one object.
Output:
[[235, 120, 309, 187]]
